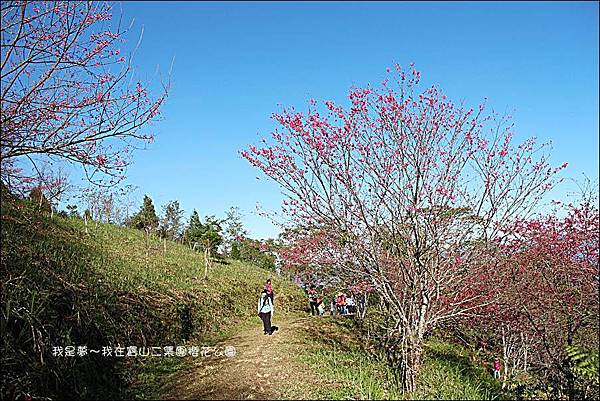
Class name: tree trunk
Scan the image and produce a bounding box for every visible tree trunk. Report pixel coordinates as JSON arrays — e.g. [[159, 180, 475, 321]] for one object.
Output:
[[145, 229, 150, 258], [203, 248, 210, 279], [400, 337, 423, 393], [522, 332, 529, 372], [566, 321, 575, 401], [386, 330, 423, 393], [357, 293, 368, 320], [501, 325, 508, 388]]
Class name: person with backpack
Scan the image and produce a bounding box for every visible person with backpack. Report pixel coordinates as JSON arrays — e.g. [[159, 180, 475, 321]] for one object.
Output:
[[258, 289, 274, 335]]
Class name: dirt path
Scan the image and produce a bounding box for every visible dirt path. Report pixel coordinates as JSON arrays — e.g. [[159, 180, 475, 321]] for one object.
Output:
[[162, 316, 317, 400]]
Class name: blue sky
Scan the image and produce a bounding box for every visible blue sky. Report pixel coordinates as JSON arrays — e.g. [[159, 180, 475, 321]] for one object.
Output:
[[72, 1, 599, 239]]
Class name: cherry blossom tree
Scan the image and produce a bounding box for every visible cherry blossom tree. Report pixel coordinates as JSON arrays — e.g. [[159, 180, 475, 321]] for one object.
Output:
[[495, 200, 599, 399], [242, 64, 566, 392], [1, 1, 169, 194]]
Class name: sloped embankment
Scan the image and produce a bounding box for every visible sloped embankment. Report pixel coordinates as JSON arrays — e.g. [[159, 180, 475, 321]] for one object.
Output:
[[0, 198, 305, 399]]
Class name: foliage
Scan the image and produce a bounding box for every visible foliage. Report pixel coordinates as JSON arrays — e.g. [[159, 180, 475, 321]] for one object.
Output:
[[202, 215, 224, 254], [128, 195, 159, 231], [184, 211, 223, 254], [230, 242, 241, 260], [184, 209, 203, 241], [1, 1, 168, 192], [158, 200, 184, 240], [486, 200, 599, 398], [566, 344, 599, 398], [235, 237, 276, 271], [184, 210, 219, 279], [221, 206, 248, 256]]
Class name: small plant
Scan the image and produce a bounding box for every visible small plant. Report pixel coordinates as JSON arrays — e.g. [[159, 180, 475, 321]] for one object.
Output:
[[566, 344, 600, 399]]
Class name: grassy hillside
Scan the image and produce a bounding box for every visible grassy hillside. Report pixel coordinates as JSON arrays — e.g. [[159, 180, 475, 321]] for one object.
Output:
[[1, 197, 305, 400], [1, 195, 513, 400]]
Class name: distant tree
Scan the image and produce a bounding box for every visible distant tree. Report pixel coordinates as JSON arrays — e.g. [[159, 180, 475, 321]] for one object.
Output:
[[237, 238, 276, 271], [202, 215, 223, 254], [184, 211, 223, 279], [199, 223, 221, 279], [129, 195, 159, 231], [230, 242, 241, 260], [79, 184, 136, 226], [222, 206, 248, 256], [101, 193, 114, 224], [79, 186, 103, 223], [184, 210, 203, 246], [83, 208, 93, 233], [28, 165, 72, 219], [159, 200, 184, 241]]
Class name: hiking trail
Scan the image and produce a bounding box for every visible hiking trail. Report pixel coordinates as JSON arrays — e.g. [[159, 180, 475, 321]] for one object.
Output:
[[162, 316, 320, 400]]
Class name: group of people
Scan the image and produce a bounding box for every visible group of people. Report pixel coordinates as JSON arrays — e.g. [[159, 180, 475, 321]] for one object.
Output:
[[331, 292, 355, 316], [258, 280, 360, 335], [261, 279, 505, 386], [307, 286, 356, 317]]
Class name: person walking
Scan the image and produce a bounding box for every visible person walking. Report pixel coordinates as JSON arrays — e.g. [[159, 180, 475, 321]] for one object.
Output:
[[258, 289, 274, 335], [346, 295, 355, 315], [308, 286, 318, 316]]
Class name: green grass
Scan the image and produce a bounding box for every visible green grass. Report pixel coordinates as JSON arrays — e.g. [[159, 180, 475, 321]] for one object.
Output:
[[283, 317, 401, 400], [414, 338, 508, 400], [1, 198, 305, 399], [285, 317, 509, 400]]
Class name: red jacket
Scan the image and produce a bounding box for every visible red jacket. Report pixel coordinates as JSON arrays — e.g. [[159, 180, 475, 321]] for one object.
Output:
[[336, 294, 346, 305]]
